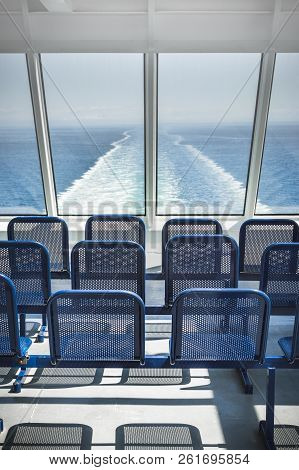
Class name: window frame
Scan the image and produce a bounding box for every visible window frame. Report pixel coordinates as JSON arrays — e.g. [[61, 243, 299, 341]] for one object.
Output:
[[1, 50, 299, 226], [254, 53, 299, 216], [40, 52, 147, 218], [155, 52, 262, 217], [0, 53, 47, 216]]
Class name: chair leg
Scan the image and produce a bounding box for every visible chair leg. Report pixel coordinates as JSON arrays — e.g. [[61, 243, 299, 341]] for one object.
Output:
[[37, 313, 47, 343], [239, 367, 253, 394], [259, 367, 276, 449], [11, 365, 28, 394], [19, 313, 26, 337]]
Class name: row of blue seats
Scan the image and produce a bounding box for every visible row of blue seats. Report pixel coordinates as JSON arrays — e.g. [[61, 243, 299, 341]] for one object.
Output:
[[6, 215, 299, 280], [1, 235, 299, 341], [1, 273, 298, 386], [1, 276, 298, 449]]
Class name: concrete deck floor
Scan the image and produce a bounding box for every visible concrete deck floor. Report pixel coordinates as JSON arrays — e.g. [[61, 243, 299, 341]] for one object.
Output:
[[0, 279, 298, 450]]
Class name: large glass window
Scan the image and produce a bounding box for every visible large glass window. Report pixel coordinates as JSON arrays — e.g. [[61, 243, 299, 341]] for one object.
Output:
[[256, 53, 299, 214], [0, 54, 46, 215], [157, 53, 260, 215], [41, 53, 145, 216]]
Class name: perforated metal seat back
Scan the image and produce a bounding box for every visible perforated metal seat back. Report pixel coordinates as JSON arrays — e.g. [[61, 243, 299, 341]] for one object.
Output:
[[239, 219, 299, 275], [8, 216, 70, 277], [260, 243, 299, 308], [162, 219, 222, 272], [48, 291, 145, 362], [71, 241, 145, 300], [165, 235, 238, 306], [171, 289, 270, 363], [85, 215, 145, 248], [0, 241, 50, 308], [0, 274, 19, 356]]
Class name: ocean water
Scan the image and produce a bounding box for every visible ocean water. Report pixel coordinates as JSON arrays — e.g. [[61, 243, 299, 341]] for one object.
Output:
[[0, 123, 298, 215], [49, 127, 145, 215]]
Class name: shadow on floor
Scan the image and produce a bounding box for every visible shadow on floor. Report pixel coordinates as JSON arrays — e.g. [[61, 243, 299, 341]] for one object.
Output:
[[2, 423, 93, 450], [273, 425, 299, 449], [120, 368, 191, 385], [0, 368, 18, 386], [20, 368, 191, 388], [22, 368, 104, 389], [25, 322, 41, 338], [115, 423, 203, 450]]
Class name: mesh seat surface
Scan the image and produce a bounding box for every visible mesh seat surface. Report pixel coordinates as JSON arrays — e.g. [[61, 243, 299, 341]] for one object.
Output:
[[71, 241, 145, 300], [260, 243, 299, 309], [3, 423, 93, 450], [0, 277, 12, 356], [8, 216, 69, 277], [16, 290, 46, 307], [48, 291, 144, 363], [273, 425, 299, 450], [171, 289, 269, 363], [239, 219, 299, 275], [165, 235, 238, 306], [0, 335, 14, 356], [161, 218, 222, 272], [0, 274, 29, 358], [85, 215, 145, 248], [115, 424, 202, 450], [0, 242, 50, 309]]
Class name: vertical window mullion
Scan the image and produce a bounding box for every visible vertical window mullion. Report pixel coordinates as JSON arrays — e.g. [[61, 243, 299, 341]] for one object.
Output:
[[26, 52, 57, 216], [244, 52, 276, 217]]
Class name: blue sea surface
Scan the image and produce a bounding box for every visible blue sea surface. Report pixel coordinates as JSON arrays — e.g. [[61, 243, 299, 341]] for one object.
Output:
[[49, 127, 126, 193], [257, 123, 299, 214], [0, 123, 298, 215], [0, 128, 46, 214], [157, 124, 253, 214]]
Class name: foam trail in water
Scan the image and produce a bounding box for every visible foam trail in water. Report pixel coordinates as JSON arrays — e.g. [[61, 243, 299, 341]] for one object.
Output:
[[58, 131, 143, 212], [175, 134, 271, 213]]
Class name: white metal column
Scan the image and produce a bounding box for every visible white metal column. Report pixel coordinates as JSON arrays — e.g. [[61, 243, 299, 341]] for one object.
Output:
[[145, 52, 158, 228], [244, 51, 276, 217], [26, 52, 57, 216]]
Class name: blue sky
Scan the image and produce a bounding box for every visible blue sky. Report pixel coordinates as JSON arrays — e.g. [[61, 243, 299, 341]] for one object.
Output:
[[0, 52, 298, 127]]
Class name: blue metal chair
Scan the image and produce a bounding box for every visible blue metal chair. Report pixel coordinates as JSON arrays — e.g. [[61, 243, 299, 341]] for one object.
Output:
[[147, 218, 222, 280], [0, 241, 51, 342], [278, 296, 299, 362], [239, 218, 299, 281], [71, 241, 145, 301], [8, 216, 70, 279], [85, 215, 145, 249], [259, 243, 299, 315], [165, 235, 238, 308], [47, 290, 145, 364], [0, 274, 32, 393], [170, 288, 270, 364], [260, 296, 299, 449], [162, 218, 222, 272]]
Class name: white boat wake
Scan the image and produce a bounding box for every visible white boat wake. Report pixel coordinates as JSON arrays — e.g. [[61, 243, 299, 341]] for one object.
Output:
[[158, 131, 270, 214], [58, 130, 144, 214]]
